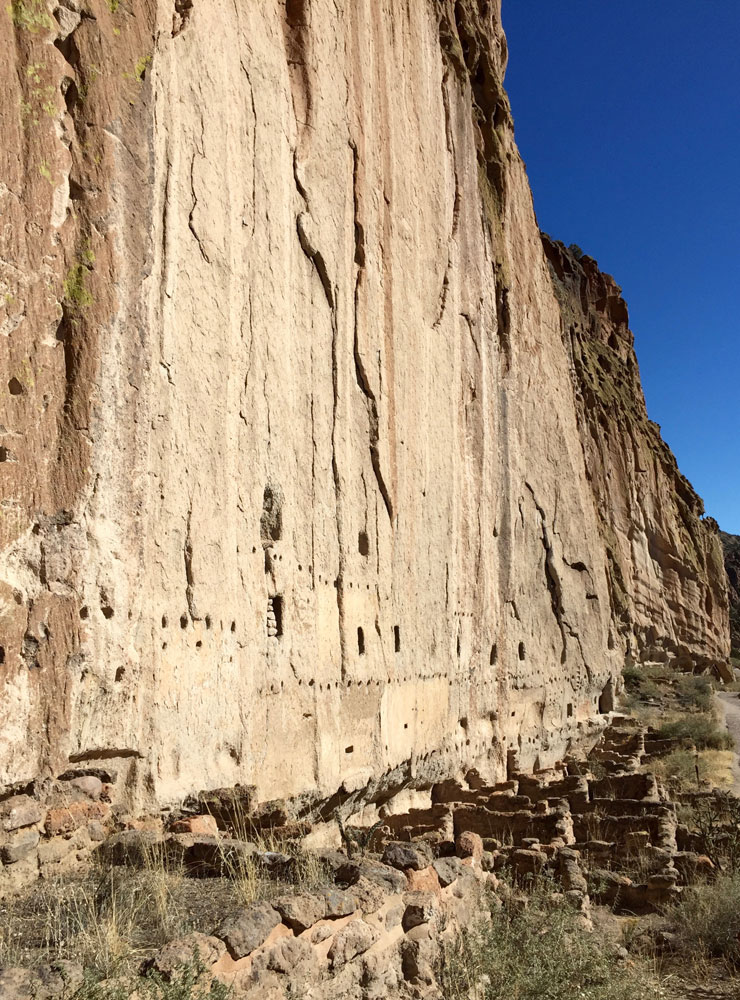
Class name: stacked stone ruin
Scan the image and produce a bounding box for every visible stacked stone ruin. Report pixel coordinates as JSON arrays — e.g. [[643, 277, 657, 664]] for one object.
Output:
[[1, 719, 731, 998]]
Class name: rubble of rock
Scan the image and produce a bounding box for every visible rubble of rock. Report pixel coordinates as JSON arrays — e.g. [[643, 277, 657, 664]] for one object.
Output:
[[3, 717, 736, 998]]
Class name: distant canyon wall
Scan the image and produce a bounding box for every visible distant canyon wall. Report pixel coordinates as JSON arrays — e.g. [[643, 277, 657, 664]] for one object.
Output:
[[0, 0, 728, 818], [720, 532, 740, 655], [544, 237, 729, 677]]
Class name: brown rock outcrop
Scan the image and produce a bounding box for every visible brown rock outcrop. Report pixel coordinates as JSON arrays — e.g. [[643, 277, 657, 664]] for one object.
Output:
[[0, 0, 728, 827], [543, 237, 729, 676], [720, 531, 740, 655]]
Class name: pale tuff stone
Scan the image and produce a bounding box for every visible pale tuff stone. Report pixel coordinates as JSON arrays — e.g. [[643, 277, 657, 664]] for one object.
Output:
[[0, 0, 728, 821], [401, 891, 439, 931], [0, 828, 40, 865], [327, 921, 379, 968], [68, 776, 103, 800], [0, 962, 83, 999], [1, 797, 43, 833]]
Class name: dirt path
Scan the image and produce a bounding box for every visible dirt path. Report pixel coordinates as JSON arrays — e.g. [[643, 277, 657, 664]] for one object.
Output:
[[716, 691, 740, 795]]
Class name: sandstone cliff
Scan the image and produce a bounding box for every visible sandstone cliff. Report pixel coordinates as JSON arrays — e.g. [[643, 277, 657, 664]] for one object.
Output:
[[0, 0, 729, 822], [543, 238, 729, 678], [720, 532, 740, 655]]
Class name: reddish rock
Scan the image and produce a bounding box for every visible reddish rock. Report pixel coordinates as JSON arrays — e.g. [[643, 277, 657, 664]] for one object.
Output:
[[456, 831, 483, 862], [170, 814, 219, 835], [405, 865, 441, 894], [45, 801, 109, 837]]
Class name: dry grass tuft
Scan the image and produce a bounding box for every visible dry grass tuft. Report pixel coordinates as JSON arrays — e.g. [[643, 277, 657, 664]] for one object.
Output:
[[668, 872, 740, 971], [440, 883, 660, 1000], [0, 823, 330, 989]]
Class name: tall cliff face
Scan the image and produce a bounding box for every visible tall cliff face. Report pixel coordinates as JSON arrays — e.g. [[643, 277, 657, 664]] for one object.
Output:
[[0, 0, 728, 817], [543, 238, 729, 677], [720, 532, 740, 655]]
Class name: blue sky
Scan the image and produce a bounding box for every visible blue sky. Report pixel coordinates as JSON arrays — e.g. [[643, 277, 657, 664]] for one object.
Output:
[[502, 1, 740, 533]]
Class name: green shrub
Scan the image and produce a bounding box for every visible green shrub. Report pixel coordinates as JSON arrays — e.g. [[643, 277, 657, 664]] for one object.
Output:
[[651, 748, 699, 794], [655, 715, 732, 751], [622, 664, 645, 689], [675, 674, 713, 713], [63, 262, 93, 311], [685, 791, 740, 873], [8, 0, 52, 31], [669, 872, 740, 967], [441, 890, 655, 1000]]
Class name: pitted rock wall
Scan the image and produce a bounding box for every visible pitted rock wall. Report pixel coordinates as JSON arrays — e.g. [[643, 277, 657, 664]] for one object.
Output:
[[543, 237, 729, 677], [0, 0, 727, 819], [720, 531, 740, 654]]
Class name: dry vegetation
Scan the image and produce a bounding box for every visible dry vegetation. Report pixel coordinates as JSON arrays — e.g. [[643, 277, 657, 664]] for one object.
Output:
[[3, 666, 740, 998], [441, 886, 660, 1000], [440, 665, 740, 1000], [0, 831, 331, 996], [623, 662, 734, 794]]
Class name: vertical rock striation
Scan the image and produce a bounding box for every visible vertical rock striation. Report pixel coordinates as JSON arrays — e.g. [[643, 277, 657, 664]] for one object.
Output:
[[543, 237, 729, 678], [720, 532, 740, 656], [0, 0, 729, 819]]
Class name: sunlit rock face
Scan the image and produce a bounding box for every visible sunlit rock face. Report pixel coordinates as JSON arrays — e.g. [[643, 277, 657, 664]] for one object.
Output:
[[543, 236, 729, 679], [720, 532, 740, 655], [0, 0, 728, 816]]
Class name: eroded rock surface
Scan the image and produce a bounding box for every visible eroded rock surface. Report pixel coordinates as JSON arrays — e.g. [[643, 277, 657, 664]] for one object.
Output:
[[0, 0, 729, 828], [720, 532, 740, 654], [544, 237, 729, 678]]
